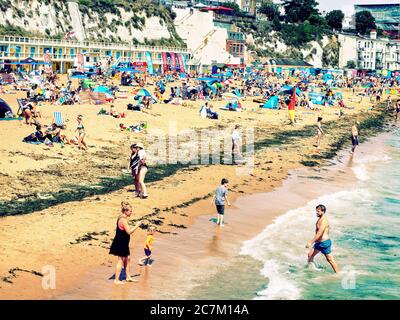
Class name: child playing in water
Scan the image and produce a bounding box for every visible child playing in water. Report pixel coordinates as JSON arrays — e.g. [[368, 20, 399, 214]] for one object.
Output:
[[211, 178, 231, 226], [138, 226, 155, 266]]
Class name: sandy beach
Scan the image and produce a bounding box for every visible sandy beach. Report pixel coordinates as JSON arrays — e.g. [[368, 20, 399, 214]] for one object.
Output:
[[0, 78, 392, 299]]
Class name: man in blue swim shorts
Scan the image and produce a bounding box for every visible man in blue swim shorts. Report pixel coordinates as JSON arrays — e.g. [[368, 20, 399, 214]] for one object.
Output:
[[306, 204, 339, 273]]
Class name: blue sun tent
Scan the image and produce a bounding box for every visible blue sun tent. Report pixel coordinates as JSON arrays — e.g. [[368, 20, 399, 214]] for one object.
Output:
[[323, 73, 333, 83], [279, 85, 302, 95], [261, 96, 279, 109]]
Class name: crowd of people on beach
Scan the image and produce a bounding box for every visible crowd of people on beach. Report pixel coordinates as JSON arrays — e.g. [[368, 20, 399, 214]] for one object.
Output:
[[2, 61, 400, 285]]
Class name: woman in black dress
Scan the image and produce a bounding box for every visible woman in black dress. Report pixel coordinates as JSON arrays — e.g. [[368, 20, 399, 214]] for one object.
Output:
[[109, 201, 142, 285]]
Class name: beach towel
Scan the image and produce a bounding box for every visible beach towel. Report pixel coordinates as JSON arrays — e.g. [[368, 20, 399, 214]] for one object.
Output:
[[53, 111, 63, 127], [0, 117, 23, 121]]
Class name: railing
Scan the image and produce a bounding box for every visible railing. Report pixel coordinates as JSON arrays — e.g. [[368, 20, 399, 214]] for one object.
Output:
[[0, 52, 195, 65], [0, 35, 192, 54]]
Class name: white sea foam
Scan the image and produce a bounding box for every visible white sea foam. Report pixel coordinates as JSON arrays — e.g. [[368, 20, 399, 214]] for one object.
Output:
[[254, 260, 301, 300], [353, 154, 391, 165], [352, 165, 370, 181]]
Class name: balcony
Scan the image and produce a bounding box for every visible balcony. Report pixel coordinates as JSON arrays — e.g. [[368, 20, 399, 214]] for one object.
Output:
[[0, 35, 192, 55]]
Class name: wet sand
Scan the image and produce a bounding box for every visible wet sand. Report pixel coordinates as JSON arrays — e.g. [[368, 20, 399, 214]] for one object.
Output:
[[54, 131, 394, 299]]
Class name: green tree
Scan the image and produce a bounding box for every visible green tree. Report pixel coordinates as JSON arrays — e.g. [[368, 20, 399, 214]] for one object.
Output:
[[355, 10, 376, 34], [346, 60, 356, 69], [282, 0, 319, 23], [325, 10, 345, 30], [259, 1, 280, 21], [223, 2, 241, 13]]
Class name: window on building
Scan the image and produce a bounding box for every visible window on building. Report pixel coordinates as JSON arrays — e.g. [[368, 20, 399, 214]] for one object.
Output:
[[138, 52, 142, 60], [70, 48, 75, 57], [30, 47, 35, 58]]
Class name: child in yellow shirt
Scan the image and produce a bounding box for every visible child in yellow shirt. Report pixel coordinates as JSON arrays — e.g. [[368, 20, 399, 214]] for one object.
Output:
[[139, 226, 155, 266]]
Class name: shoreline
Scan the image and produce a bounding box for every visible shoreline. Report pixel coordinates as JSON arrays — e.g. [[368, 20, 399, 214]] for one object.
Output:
[[55, 127, 396, 299], [0, 106, 395, 299]]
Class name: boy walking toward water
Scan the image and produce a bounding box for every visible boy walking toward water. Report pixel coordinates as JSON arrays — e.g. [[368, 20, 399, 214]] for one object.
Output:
[[211, 178, 231, 227], [139, 226, 155, 266]]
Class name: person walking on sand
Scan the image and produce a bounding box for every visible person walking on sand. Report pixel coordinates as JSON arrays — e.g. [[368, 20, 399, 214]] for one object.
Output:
[[351, 121, 360, 153], [138, 226, 155, 266], [128, 143, 141, 197], [232, 124, 242, 164], [75, 115, 87, 151], [306, 204, 339, 273], [316, 117, 324, 149], [395, 101, 400, 121], [109, 201, 142, 285], [386, 95, 392, 112], [136, 143, 148, 199], [211, 178, 231, 227]]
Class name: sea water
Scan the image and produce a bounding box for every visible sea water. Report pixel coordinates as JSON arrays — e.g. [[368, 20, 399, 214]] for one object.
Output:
[[189, 129, 400, 300], [240, 130, 400, 300]]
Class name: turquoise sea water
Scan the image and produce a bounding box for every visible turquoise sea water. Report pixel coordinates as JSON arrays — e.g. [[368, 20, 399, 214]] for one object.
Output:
[[189, 129, 400, 300]]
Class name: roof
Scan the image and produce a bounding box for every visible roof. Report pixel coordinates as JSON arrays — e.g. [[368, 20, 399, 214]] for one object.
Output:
[[355, 3, 400, 8], [263, 58, 313, 67], [202, 6, 234, 11]]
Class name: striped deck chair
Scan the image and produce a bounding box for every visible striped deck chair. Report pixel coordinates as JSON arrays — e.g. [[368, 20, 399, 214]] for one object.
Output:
[[16, 98, 28, 116], [53, 111, 64, 127]]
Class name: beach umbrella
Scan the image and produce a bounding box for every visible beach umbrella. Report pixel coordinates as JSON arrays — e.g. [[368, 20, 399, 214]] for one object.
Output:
[[93, 85, 112, 95], [222, 92, 240, 100], [224, 79, 233, 85], [133, 88, 152, 97]]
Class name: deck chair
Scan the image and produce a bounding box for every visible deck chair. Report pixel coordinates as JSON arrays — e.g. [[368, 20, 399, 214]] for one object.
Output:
[[16, 98, 28, 116], [53, 111, 64, 127]]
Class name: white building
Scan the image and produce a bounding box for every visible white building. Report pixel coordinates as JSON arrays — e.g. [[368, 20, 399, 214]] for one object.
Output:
[[338, 30, 400, 71]]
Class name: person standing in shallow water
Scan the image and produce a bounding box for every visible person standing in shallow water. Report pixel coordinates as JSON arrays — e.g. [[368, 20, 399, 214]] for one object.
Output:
[[306, 204, 339, 273], [351, 121, 360, 153], [109, 201, 142, 285]]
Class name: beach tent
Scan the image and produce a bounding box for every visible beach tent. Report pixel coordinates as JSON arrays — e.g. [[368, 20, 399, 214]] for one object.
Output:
[[279, 85, 301, 96], [93, 86, 112, 96], [222, 92, 241, 100], [0, 99, 13, 118], [261, 96, 279, 109]]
